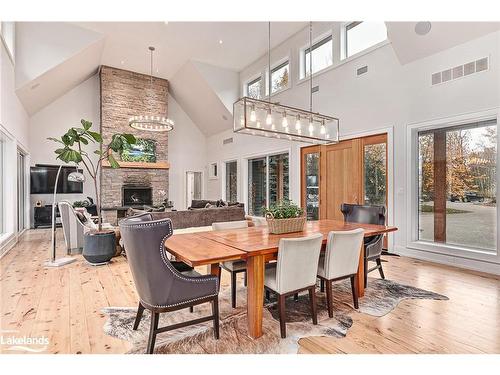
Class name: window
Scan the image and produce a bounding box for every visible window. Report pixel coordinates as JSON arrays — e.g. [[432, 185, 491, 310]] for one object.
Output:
[[267, 60, 290, 95], [248, 152, 289, 216], [304, 152, 320, 220], [17, 150, 27, 232], [344, 21, 387, 59], [209, 162, 218, 179], [301, 35, 333, 79], [364, 142, 387, 206], [225, 161, 237, 203], [417, 120, 497, 252], [246, 77, 262, 99], [0, 21, 15, 62], [0, 134, 5, 235]]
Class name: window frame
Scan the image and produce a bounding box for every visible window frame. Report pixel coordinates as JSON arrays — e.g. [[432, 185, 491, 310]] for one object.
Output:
[[406, 109, 500, 265], [0, 21, 15, 64], [245, 75, 263, 99], [342, 21, 388, 60], [265, 57, 291, 97], [299, 32, 334, 80]]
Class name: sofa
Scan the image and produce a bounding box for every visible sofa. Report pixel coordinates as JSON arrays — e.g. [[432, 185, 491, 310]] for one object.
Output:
[[127, 200, 246, 230]]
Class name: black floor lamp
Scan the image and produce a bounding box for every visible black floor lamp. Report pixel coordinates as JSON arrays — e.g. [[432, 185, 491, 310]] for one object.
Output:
[[44, 165, 85, 267]]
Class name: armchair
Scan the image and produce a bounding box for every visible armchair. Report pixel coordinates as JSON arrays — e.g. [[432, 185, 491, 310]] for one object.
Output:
[[119, 213, 220, 354], [340, 203, 386, 288]]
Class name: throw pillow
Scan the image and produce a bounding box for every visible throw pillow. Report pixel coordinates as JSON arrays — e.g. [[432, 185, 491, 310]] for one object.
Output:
[[205, 202, 214, 209]]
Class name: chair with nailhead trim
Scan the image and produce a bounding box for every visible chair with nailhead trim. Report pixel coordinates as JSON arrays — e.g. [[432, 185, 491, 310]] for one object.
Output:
[[119, 213, 220, 354]]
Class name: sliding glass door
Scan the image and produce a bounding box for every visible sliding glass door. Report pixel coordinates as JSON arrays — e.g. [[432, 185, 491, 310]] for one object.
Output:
[[248, 152, 289, 216], [417, 120, 497, 252]]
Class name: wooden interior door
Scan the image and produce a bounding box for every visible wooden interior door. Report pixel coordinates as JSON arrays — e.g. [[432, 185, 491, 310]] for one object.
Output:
[[319, 139, 363, 220]]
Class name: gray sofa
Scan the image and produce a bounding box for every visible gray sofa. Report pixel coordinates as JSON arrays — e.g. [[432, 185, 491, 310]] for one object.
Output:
[[128, 201, 246, 230]]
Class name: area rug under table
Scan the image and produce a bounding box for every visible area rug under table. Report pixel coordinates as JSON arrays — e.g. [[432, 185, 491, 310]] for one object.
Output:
[[102, 278, 448, 354]]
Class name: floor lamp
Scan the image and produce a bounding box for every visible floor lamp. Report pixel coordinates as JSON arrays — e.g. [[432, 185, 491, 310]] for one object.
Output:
[[44, 165, 85, 267]]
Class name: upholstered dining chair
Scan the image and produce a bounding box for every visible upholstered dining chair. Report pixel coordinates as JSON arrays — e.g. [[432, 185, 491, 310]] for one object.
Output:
[[212, 220, 249, 308], [317, 229, 365, 316], [340, 203, 386, 288], [119, 213, 220, 354], [264, 233, 323, 338]]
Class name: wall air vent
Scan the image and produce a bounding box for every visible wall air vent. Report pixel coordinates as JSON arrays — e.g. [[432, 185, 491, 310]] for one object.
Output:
[[311, 86, 319, 93], [432, 57, 489, 86], [223, 137, 234, 145], [357, 65, 368, 76]]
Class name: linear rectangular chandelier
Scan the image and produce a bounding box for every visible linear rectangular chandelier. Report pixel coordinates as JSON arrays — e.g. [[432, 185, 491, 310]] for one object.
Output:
[[233, 96, 339, 144]]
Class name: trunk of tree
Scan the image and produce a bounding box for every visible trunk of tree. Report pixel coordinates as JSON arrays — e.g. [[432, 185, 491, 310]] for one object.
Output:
[[93, 176, 102, 231]]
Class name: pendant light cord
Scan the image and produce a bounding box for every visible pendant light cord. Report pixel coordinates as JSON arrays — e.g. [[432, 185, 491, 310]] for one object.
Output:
[[309, 21, 313, 113], [268, 21, 271, 105]]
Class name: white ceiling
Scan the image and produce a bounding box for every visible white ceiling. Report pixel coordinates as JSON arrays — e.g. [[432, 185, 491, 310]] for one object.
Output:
[[386, 21, 500, 64], [76, 22, 307, 79]]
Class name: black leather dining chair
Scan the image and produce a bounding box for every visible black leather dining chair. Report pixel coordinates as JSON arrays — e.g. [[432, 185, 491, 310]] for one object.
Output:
[[119, 213, 220, 354], [340, 203, 387, 288]]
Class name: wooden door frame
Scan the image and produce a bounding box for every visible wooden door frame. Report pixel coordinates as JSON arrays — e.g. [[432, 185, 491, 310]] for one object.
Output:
[[300, 126, 394, 250]]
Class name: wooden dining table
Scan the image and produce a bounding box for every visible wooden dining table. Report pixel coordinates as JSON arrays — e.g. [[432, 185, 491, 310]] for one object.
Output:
[[164, 219, 397, 339]]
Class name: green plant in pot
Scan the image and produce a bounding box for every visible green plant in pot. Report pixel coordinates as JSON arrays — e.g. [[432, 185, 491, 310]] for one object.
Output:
[[48, 119, 136, 264], [263, 200, 306, 234]]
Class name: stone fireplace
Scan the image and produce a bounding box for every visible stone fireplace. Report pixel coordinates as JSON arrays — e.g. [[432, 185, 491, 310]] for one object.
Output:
[[99, 66, 169, 224]]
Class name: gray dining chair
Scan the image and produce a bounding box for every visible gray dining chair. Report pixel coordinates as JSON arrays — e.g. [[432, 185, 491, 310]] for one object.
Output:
[[212, 220, 249, 308], [317, 229, 364, 316], [340, 203, 386, 288], [264, 233, 323, 338], [119, 213, 220, 354]]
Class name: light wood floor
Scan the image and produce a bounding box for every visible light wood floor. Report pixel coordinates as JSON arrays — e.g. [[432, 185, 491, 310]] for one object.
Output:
[[1, 229, 499, 354]]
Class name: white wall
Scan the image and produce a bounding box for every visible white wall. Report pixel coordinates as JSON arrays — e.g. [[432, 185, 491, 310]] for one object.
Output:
[[28, 74, 100, 224], [168, 96, 208, 210], [0, 39, 30, 254], [207, 26, 500, 272]]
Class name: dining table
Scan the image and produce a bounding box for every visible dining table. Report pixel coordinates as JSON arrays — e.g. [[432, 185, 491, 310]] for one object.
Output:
[[164, 219, 397, 339]]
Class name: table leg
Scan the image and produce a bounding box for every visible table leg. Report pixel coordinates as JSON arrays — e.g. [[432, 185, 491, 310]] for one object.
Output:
[[246, 254, 264, 339], [209, 263, 220, 278], [356, 242, 365, 297]]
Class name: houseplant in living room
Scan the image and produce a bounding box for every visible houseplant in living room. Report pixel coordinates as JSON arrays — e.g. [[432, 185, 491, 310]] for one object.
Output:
[[263, 199, 306, 234], [48, 119, 136, 264]]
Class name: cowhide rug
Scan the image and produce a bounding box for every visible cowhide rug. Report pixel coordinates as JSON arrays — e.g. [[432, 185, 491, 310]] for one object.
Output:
[[102, 278, 448, 354]]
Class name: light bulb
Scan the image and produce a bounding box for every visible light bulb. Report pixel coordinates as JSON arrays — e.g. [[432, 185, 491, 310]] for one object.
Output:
[[320, 125, 326, 135], [308, 119, 314, 133], [297, 128, 302, 135], [250, 106, 256, 122], [266, 108, 272, 125], [295, 115, 301, 130], [240, 117, 244, 126], [271, 123, 276, 131], [282, 112, 288, 128], [256, 121, 261, 128]]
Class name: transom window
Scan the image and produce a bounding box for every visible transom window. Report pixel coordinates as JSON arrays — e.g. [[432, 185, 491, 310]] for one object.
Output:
[[246, 77, 262, 99], [301, 34, 333, 79], [344, 21, 387, 59], [268, 60, 290, 95]]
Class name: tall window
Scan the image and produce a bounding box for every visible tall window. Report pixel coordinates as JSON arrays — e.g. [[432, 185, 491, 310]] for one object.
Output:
[[268, 60, 290, 95], [225, 161, 237, 203], [186, 171, 202, 208], [364, 142, 387, 205], [304, 152, 320, 220], [0, 134, 5, 235], [248, 152, 289, 216], [246, 77, 262, 99], [17, 150, 26, 232], [344, 21, 387, 59], [0, 22, 15, 62], [417, 120, 497, 251], [301, 35, 333, 79]]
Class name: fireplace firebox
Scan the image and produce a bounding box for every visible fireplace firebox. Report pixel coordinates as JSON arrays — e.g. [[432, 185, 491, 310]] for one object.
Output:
[[122, 185, 153, 206]]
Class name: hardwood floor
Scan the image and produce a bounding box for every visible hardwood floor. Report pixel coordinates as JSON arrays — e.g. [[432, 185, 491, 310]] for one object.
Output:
[[1, 229, 499, 354]]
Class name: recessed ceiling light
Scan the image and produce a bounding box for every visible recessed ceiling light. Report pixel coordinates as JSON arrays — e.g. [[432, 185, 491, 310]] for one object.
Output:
[[121, 60, 125, 65], [164, 21, 169, 26], [31, 83, 40, 90], [222, 115, 228, 121], [415, 21, 432, 36], [218, 39, 223, 45]]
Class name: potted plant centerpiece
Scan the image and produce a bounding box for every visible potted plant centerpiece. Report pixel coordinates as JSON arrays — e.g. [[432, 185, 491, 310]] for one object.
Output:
[[263, 200, 307, 234], [48, 119, 136, 264]]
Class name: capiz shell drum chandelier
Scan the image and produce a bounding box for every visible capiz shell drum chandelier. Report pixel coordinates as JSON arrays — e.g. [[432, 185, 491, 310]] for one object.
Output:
[[233, 22, 339, 144], [129, 46, 174, 132]]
